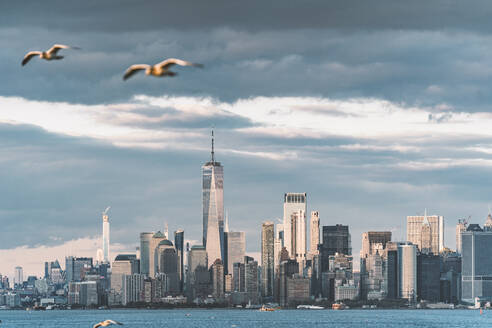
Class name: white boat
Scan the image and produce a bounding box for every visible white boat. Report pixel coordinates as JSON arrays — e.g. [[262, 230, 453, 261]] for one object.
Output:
[[297, 305, 325, 310]]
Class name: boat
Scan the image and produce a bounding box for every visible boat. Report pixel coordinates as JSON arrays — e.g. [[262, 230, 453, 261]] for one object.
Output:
[[297, 305, 325, 310], [259, 305, 275, 312], [332, 303, 346, 310]]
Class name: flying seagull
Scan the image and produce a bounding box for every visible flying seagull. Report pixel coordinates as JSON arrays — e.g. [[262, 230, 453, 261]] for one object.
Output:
[[93, 319, 123, 328], [22, 44, 80, 66], [123, 58, 203, 80]]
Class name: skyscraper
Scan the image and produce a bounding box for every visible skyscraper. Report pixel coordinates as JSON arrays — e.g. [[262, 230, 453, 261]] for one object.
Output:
[[320, 224, 351, 272], [261, 221, 275, 298], [111, 254, 139, 300], [149, 231, 166, 277], [399, 243, 417, 301], [139, 232, 153, 275], [102, 206, 111, 263], [461, 222, 492, 303], [174, 229, 184, 291], [203, 130, 224, 267], [291, 210, 306, 272], [14, 266, 23, 286], [360, 231, 392, 258], [456, 218, 468, 255], [406, 211, 444, 254], [309, 211, 320, 257], [226, 231, 245, 275], [283, 193, 306, 259]]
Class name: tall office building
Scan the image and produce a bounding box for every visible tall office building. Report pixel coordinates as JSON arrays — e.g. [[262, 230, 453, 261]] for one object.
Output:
[[14, 266, 23, 286], [309, 211, 320, 257], [111, 254, 139, 298], [461, 222, 492, 303], [261, 221, 275, 298], [406, 211, 444, 254], [203, 130, 224, 267], [226, 231, 245, 275], [361, 231, 392, 258], [102, 207, 110, 263], [139, 232, 153, 275], [456, 219, 467, 255], [65, 257, 93, 282], [283, 193, 307, 259], [399, 243, 417, 301], [291, 210, 306, 272], [149, 231, 166, 277], [174, 230, 184, 291], [320, 224, 351, 272]]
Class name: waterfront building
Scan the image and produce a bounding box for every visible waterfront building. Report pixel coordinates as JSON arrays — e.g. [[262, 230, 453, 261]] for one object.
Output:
[[283, 193, 307, 259], [406, 211, 444, 254], [461, 221, 492, 303], [122, 274, 145, 305], [261, 221, 275, 298], [203, 131, 224, 267], [245, 256, 259, 304], [417, 253, 440, 302], [156, 239, 179, 294]]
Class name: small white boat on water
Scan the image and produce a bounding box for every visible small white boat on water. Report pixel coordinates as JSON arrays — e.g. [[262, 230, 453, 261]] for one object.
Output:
[[297, 305, 325, 310]]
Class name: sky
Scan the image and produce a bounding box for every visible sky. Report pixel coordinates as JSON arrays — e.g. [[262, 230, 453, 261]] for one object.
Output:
[[2, 1, 492, 278]]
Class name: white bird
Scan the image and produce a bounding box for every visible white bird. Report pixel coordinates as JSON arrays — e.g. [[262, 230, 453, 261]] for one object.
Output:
[[123, 58, 203, 80], [92, 319, 123, 328], [22, 44, 80, 66]]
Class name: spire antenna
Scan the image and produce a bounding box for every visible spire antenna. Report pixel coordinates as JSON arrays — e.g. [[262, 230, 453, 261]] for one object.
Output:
[[211, 129, 215, 163]]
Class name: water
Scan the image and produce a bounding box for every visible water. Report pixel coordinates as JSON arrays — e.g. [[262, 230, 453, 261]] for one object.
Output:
[[0, 309, 490, 328]]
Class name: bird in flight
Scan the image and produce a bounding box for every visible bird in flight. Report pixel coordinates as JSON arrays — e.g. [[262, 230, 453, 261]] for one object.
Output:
[[123, 58, 203, 80], [93, 319, 123, 328], [22, 44, 80, 66]]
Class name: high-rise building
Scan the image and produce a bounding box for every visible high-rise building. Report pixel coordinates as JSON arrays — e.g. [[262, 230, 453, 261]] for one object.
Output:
[[399, 243, 417, 301], [291, 210, 306, 272], [360, 231, 392, 258], [283, 193, 306, 259], [320, 224, 351, 272], [102, 206, 111, 263], [456, 219, 468, 255], [406, 211, 444, 254], [139, 232, 153, 275], [417, 253, 440, 302], [309, 211, 320, 257], [111, 254, 139, 300], [461, 222, 492, 303], [226, 231, 245, 275], [211, 259, 224, 299], [156, 239, 179, 294], [65, 257, 93, 282], [261, 221, 275, 298], [149, 231, 166, 277], [203, 130, 224, 267], [14, 266, 23, 286], [174, 229, 184, 292], [245, 256, 259, 304]]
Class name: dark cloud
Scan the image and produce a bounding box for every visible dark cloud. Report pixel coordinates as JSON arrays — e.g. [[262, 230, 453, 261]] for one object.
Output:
[[3, 1, 492, 33]]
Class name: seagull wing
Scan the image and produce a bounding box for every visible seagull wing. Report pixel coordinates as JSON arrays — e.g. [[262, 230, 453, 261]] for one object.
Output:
[[47, 44, 79, 55], [123, 64, 150, 80], [107, 319, 124, 325], [22, 51, 41, 66], [92, 323, 102, 328], [156, 58, 204, 69]]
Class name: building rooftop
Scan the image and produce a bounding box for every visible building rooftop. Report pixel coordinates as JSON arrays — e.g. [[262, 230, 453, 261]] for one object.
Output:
[[158, 239, 174, 247], [114, 254, 137, 261]]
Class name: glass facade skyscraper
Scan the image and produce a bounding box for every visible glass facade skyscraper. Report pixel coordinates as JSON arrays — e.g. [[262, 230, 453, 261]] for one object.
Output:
[[202, 131, 224, 268]]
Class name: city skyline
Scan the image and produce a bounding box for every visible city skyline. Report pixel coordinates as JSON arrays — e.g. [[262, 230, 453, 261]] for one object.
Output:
[[5, 1, 492, 283]]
